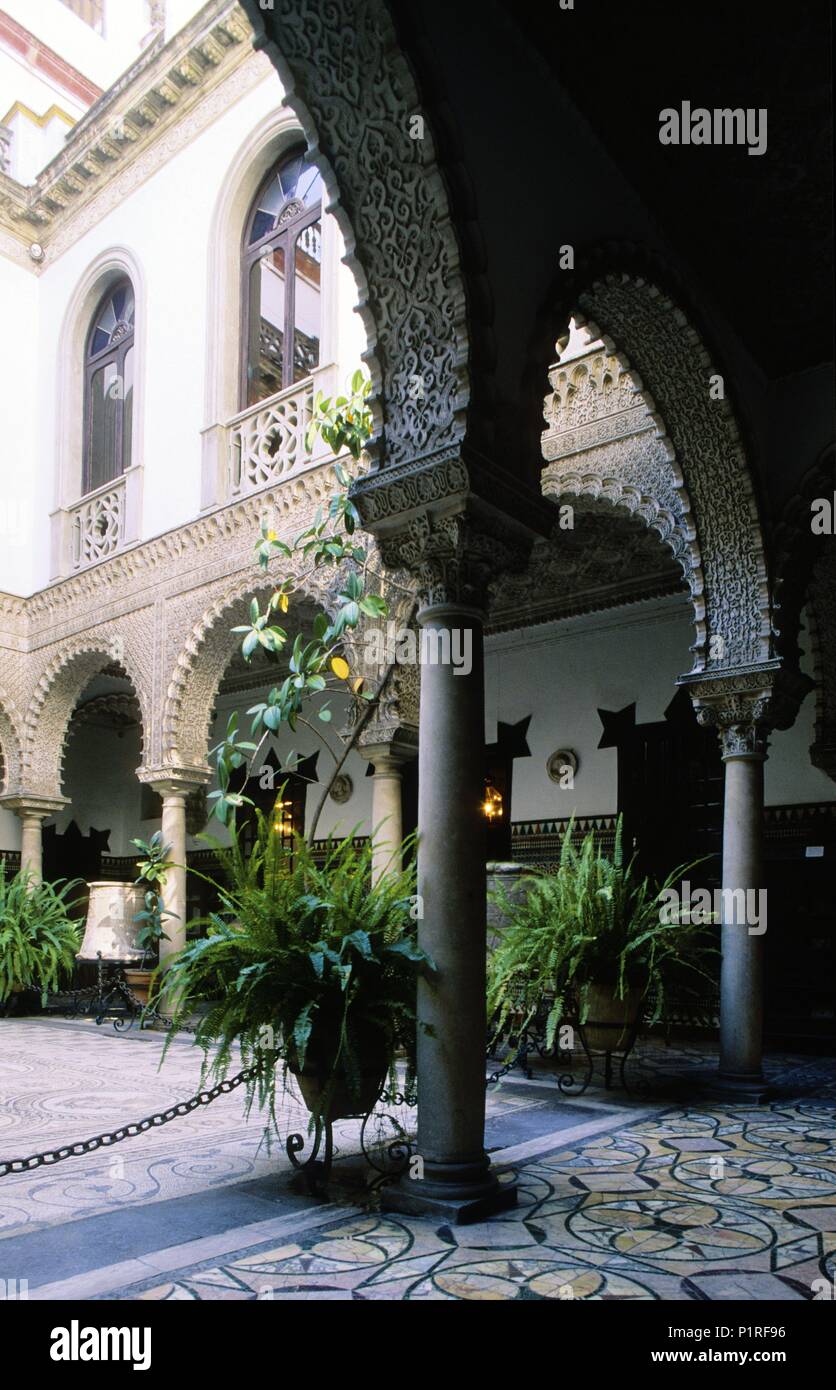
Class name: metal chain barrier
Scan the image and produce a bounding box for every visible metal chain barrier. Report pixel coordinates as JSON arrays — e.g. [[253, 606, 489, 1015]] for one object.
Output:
[[0, 1064, 263, 1178]]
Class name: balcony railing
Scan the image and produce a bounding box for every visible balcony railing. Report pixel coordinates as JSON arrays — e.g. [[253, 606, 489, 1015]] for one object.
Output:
[[226, 377, 315, 501], [70, 476, 126, 571]]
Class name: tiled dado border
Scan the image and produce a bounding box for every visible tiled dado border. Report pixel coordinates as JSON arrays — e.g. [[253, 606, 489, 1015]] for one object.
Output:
[[1, 802, 833, 878]]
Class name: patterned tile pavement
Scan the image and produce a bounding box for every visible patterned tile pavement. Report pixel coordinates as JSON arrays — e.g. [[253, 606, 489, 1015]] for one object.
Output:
[[111, 1099, 836, 1301], [2, 1017, 835, 1301]]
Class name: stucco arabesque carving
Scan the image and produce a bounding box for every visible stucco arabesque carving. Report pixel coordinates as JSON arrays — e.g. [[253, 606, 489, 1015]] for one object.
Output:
[[562, 281, 772, 674], [0, 458, 393, 798], [808, 549, 836, 781], [542, 344, 706, 664]]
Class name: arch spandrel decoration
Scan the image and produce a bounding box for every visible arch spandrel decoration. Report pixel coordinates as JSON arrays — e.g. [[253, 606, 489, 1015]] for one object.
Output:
[[0, 685, 25, 795], [540, 277, 772, 675], [241, 0, 471, 473], [21, 642, 150, 799]]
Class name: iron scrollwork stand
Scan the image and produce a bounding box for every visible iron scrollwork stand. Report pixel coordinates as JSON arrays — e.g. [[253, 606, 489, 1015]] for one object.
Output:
[[65, 954, 143, 1031], [557, 1010, 646, 1097], [285, 1081, 417, 1194]]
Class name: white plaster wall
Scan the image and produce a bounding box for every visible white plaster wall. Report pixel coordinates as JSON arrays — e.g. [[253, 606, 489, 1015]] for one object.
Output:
[[0, 804, 20, 851], [3, 0, 150, 91], [9, 64, 363, 591], [0, 44, 84, 182], [485, 597, 835, 821], [56, 720, 143, 855], [165, 0, 210, 44], [0, 255, 39, 594], [486, 599, 696, 821], [766, 608, 836, 807]]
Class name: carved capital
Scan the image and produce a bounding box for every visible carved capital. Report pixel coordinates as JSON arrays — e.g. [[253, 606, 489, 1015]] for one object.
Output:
[[0, 792, 69, 819], [138, 764, 212, 798], [378, 509, 531, 612], [681, 661, 810, 760]]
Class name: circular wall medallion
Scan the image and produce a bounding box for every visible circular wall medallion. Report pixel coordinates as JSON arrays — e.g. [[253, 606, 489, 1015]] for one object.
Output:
[[330, 773, 353, 804], [547, 749, 579, 783]]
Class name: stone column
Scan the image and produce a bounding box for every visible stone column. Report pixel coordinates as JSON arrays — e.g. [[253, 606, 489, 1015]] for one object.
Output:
[[1, 795, 68, 883], [158, 787, 188, 962], [413, 594, 500, 1210], [685, 666, 802, 1097], [361, 742, 413, 882], [139, 767, 210, 966], [716, 723, 768, 1083]]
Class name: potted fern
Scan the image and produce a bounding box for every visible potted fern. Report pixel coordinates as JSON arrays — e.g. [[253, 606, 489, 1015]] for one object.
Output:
[[487, 817, 717, 1055], [0, 862, 83, 1013], [162, 809, 432, 1130]]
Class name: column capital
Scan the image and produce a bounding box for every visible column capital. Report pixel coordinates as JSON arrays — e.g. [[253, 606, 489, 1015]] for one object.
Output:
[[379, 510, 531, 613], [680, 662, 811, 760], [0, 792, 69, 819], [351, 451, 547, 612], [137, 764, 211, 797], [359, 738, 416, 769]]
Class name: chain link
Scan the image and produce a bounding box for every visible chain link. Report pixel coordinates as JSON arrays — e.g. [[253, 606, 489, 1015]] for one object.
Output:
[[0, 1064, 263, 1178]]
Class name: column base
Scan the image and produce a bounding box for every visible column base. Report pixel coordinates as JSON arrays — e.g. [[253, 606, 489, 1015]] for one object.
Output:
[[382, 1172, 517, 1225], [700, 1069, 771, 1105]]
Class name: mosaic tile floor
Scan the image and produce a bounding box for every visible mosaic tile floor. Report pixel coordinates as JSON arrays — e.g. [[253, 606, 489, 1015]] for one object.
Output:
[[2, 1017, 835, 1301], [113, 1100, 836, 1301]]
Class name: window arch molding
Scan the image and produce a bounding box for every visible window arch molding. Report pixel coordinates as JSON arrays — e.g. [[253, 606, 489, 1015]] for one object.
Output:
[[52, 247, 147, 577], [82, 278, 136, 495], [241, 149, 324, 405], [201, 111, 341, 508]]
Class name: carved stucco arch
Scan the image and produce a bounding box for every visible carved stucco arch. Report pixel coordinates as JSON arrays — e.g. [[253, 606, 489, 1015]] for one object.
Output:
[[22, 643, 149, 798], [0, 684, 25, 795], [241, 0, 472, 471], [162, 564, 346, 770], [536, 270, 771, 675]]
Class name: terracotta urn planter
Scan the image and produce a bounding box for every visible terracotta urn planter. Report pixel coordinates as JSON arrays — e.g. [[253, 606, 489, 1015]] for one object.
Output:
[[123, 967, 154, 1007], [580, 981, 643, 1053]]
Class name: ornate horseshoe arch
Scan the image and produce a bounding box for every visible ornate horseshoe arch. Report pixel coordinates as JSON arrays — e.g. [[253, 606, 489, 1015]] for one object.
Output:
[[534, 267, 772, 675], [162, 563, 347, 770], [22, 643, 149, 798]]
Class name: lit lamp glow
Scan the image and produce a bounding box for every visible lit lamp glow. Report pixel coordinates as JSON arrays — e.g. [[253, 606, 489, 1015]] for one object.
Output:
[[272, 799, 294, 836], [482, 781, 503, 821]]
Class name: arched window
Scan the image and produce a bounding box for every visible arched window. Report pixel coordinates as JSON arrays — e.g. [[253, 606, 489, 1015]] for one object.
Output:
[[242, 151, 323, 407], [83, 280, 135, 494]]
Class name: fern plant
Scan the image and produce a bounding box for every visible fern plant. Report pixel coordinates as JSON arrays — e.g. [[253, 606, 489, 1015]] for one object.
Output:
[[161, 809, 433, 1127], [487, 817, 717, 1050], [0, 863, 84, 1006]]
